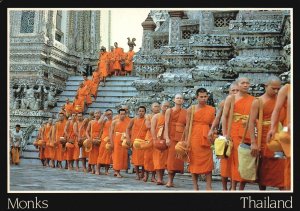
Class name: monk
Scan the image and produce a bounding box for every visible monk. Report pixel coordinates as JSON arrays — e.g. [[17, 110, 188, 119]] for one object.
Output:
[[53, 112, 67, 169], [43, 118, 53, 167], [126, 106, 148, 180], [64, 113, 77, 170], [90, 69, 101, 99], [82, 75, 94, 98], [64, 98, 73, 118], [72, 112, 83, 171], [185, 88, 215, 190], [86, 110, 102, 174], [151, 101, 170, 185], [124, 46, 135, 76], [249, 76, 285, 190], [38, 121, 47, 166], [77, 82, 92, 106], [164, 93, 187, 188], [78, 115, 90, 172], [111, 42, 124, 76], [110, 108, 129, 178], [267, 83, 291, 190], [107, 46, 114, 76], [48, 119, 56, 168], [73, 94, 85, 114], [222, 77, 255, 190], [143, 102, 160, 182], [97, 109, 113, 175], [97, 46, 110, 86], [208, 82, 239, 190]]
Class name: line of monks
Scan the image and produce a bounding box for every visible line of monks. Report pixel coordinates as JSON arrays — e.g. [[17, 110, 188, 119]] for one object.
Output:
[[63, 42, 135, 115], [33, 76, 291, 191]]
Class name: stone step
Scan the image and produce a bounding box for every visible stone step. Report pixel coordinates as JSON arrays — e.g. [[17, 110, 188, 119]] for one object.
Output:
[[64, 85, 137, 92], [66, 80, 136, 87], [58, 96, 130, 103], [67, 76, 138, 81]]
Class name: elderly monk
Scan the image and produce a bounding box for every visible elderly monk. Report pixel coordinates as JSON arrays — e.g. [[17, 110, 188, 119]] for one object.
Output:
[[185, 88, 215, 190], [64, 113, 77, 170], [208, 82, 239, 190], [96, 109, 113, 175], [151, 101, 170, 185], [53, 112, 67, 169], [86, 110, 102, 174], [222, 77, 255, 190], [110, 109, 129, 178], [97, 46, 110, 86], [143, 102, 160, 183], [126, 106, 148, 180], [249, 76, 285, 190], [267, 83, 291, 190], [124, 46, 135, 76], [164, 93, 187, 188]]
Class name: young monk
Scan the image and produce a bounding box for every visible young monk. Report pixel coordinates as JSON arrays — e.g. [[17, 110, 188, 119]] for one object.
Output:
[[110, 109, 129, 178], [164, 94, 187, 188], [185, 88, 215, 190], [143, 102, 160, 182], [97, 109, 113, 175], [86, 110, 102, 174], [222, 77, 255, 190], [53, 112, 67, 169], [151, 101, 170, 185], [126, 106, 148, 180]]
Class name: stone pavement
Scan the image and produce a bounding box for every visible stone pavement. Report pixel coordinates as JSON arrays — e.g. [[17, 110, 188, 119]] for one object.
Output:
[[9, 163, 278, 192]]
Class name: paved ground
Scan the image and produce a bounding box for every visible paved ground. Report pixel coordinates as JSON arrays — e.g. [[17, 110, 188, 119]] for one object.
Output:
[[9, 162, 278, 192]]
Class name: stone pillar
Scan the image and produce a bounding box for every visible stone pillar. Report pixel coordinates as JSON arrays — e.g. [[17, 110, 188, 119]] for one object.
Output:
[[228, 11, 287, 94], [199, 11, 214, 34], [168, 10, 184, 45], [141, 13, 156, 53]]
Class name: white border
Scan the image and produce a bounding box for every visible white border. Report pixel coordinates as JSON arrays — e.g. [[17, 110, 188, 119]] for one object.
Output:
[[7, 8, 293, 194]]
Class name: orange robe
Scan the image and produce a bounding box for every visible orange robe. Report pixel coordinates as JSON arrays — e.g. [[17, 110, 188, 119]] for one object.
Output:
[[189, 105, 215, 174], [112, 47, 123, 71], [65, 103, 74, 117], [167, 108, 187, 173], [49, 125, 56, 160], [66, 121, 75, 161], [124, 50, 135, 72], [97, 120, 113, 165], [43, 124, 52, 159], [72, 122, 80, 160], [112, 120, 128, 170], [38, 127, 45, 160], [77, 121, 89, 159], [73, 97, 85, 113], [258, 98, 285, 188], [54, 120, 67, 161], [153, 113, 168, 170], [98, 52, 109, 77], [91, 71, 101, 97], [230, 94, 255, 182], [88, 120, 101, 165], [143, 115, 155, 172], [77, 86, 92, 105], [131, 117, 148, 166]]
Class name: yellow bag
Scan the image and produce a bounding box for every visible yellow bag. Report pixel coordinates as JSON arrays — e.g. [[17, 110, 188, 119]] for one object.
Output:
[[214, 136, 227, 158], [238, 143, 258, 181]]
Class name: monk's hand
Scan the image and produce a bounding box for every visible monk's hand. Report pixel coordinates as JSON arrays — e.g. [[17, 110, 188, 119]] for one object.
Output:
[[166, 138, 171, 147], [266, 129, 275, 143], [250, 142, 259, 157]]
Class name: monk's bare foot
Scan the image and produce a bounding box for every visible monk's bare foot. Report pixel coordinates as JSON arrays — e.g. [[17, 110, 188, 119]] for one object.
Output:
[[156, 181, 163, 185], [151, 178, 157, 183], [75, 167, 79, 172], [114, 172, 117, 177], [105, 172, 109, 176], [116, 174, 123, 178], [135, 175, 140, 180], [91, 169, 95, 174], [206, 187, 212, 191], [166, 182, 174, 188], [83, 168, 87, 173], [142, 176, 148, 182]]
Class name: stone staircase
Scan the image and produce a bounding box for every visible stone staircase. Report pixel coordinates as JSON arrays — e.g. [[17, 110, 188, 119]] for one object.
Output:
[[20, 75, 138, 165], [51, 75, 139, 117]]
